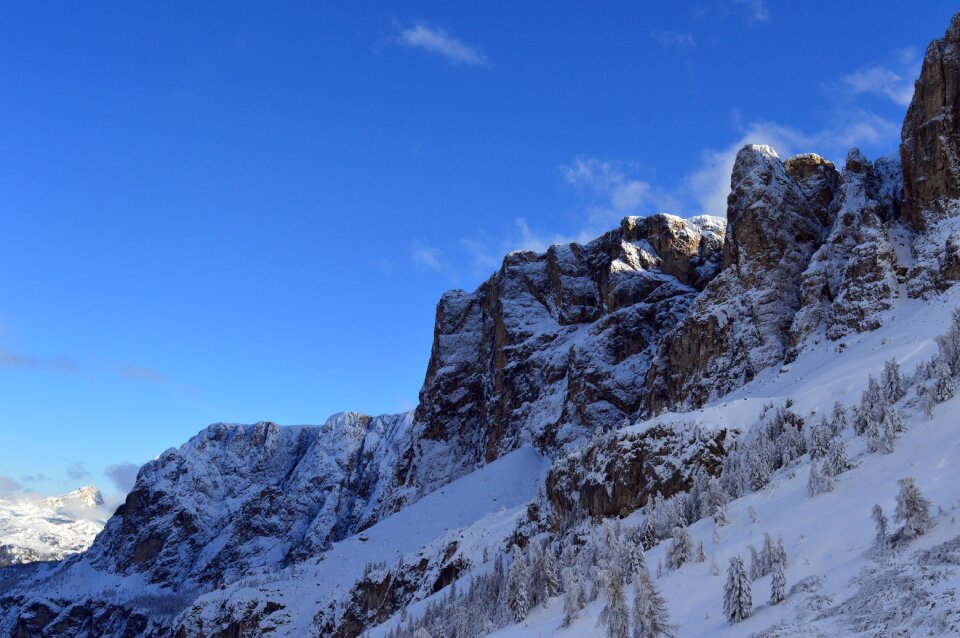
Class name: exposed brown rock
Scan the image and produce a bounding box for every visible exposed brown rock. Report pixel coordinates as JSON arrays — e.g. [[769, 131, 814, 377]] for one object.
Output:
[[901, 13, 960, 230]]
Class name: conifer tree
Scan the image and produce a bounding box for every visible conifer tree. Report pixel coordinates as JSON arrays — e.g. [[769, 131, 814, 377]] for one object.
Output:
[[696, 539, 706, 563], [769, 558, 786, 605], [544, 545, 561, 601], [640, 518, 657, 551], [809, 417, 831, 460], [632, 563, 676, 638], [723, 556, 752, 624], [830, 401, 848, 436], [894, 478, 933, 541], [507, 544, 530, 622], [871, 504, 889, 556], [561, 567, 585, 627], [598, 566, 630, 638], [825, 436, 851, 477], [666, 527, 694, 570], [934, 359, 955, 402], [881, 359, 904, 404]]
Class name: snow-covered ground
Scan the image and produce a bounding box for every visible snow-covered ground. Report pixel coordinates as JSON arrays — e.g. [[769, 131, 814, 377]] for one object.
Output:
[[372, 286, 960, 637]]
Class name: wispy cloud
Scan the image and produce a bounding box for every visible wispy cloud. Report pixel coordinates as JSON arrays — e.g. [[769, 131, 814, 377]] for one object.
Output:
[[839, 48, 920, 107], [105, 462, 139, 493], [0, 350, 81, 373], [651, 30, 697, 51], [562, 157, 681, 230], [411, 242, 452, 276], [733, 0, 770, 23], [395, 23, 489, 67]]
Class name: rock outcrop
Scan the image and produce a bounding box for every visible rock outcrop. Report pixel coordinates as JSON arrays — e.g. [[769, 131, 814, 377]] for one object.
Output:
[[901, 13, 960, 230], [644, 146, 828, 412], [790, 150, 902, 350], [396, 213, 725, 502]]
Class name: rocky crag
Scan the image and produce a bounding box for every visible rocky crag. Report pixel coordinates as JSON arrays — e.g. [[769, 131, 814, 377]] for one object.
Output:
[[5, 11, 960, 638]]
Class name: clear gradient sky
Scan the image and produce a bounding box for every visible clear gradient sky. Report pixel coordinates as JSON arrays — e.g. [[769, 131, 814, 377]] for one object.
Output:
[[1, 1, 956, 499]]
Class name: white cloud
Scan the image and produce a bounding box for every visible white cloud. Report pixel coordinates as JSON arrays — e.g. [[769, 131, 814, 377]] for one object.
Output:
[[411, 242, 449, 273], [396, 23, 488, 67], [652, 30, 697, 51], [840, 49, 920, 107], [105, 463, 139, 494], [733, 0, 770, 23], [562, 157, 681, 231]]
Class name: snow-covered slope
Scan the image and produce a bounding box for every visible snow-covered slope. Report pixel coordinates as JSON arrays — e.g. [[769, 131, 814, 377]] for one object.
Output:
[[0, 486, 107, 567]]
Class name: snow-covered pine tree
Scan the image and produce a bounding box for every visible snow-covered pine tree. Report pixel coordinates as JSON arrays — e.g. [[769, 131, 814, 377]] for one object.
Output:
[[830, 401, 848, 436], [723, 556, 752, 624], [696, 539, 706, 563], [809, 417, 831, 460], [710, 559, 720, 576], [807, 461, 827, 496], [871, 504, 889, 557], [544, 545, 561, 601], [935, 307, 960, 374], [598, 566, 630, 638], [748, 450, 770, 492], [625, 533, 647, 580], [561, 567, 585, 627], [825, 436, 851, 477], [881, 359, 904, 404], [894, 478, 933, 542], [769, 557, 786, 605], [774, 536, 788, 569], [748, 545, 762, 581], [507, 544, 530, 622], [640, 518, 657, 551], [527, 541, 546, 607], [934, 359, 955, 402], [666, 526, 693, 570], [632, 562, 676, 638]]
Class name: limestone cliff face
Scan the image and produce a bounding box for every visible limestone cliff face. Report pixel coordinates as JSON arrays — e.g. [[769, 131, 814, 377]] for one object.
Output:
[[643, 146, 828, 412], [901, 13, 960, 296], [901, 13, 960, 231], [397, 214, 725, 502]]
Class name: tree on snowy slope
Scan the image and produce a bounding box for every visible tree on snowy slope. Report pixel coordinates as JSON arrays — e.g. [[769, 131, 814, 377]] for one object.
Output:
[[809, 417, 831, 460], [666, 526, 693, 570], [894, 478, 933, 542], [769, 555, 786, 605], [807, 460, 832, 496], [830, 401, 848, 436], [561, 567, 586, 627], [933, 358, 955, 402], [935, 308, 960, 374], [881, 359, 905, 404], [871, 504, 890, 558], [624, 527, 648, 582], [723, 555, 752, 623], [825, 436, 851, 477], [599, 565, 630, 638], [507, 544, 530, 622], [632, 561, 676, 638]]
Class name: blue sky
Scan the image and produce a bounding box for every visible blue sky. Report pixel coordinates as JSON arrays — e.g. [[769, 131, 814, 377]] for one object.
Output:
[[0, 1, 956, 499]]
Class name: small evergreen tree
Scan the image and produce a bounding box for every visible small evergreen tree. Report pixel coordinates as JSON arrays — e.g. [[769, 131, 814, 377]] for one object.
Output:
[[666, 527, 694, 570], [544, 545, 561, 601], [871, 504, 889, 557], [598, 566, 630, 638], [830, 401, 848, 436], [809, 417, 831, 460], [632, 563, 676, 638], [696, 539, 706, 563], [507, 544, 530, 622], [934, 359, 955, 402], [825, 436, 851, 477], [561, 567, 585, 627], [748, 450, 770, 492], [881, 359, 904, 404], [894, 478, 933, 541], [723, 556, 752, 624], [807, 461, 831, 496], [640, 518, 657, 551], [769, 558, 786, 605]]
